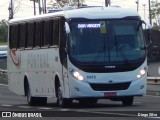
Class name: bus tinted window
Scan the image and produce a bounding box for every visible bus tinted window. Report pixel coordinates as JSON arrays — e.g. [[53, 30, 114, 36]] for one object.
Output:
[[53, 19, 59, 46], [18, 23, 26, 49], [35, 21, 43, 47], [27, 22, 34, 48], [43, 20, 50, 47], [10, 25, 18, 49]]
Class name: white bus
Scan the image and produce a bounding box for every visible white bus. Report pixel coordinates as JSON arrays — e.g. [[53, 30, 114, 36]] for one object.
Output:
[[8, 7, 148, 107]]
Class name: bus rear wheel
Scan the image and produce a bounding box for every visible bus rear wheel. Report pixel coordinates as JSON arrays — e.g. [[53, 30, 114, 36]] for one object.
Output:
[[26, 83, 47, 106], [122, 96, 134, 106]]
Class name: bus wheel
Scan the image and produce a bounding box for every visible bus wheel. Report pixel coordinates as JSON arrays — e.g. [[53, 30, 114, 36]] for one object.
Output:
[[26, 83, 47, 106], [26, 83, 36, 106], [56, 82, 72, 107], [122, 96, 134, 106]]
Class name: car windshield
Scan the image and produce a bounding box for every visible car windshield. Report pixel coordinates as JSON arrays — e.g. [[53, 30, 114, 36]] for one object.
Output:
[[68, 20, 146, 65]]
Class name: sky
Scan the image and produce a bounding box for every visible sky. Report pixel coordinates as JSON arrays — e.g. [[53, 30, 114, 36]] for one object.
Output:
[[0, 0, 151, 23]]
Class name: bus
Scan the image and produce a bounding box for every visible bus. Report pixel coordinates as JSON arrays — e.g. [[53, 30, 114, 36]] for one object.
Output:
[[8, 7, 148, 107]]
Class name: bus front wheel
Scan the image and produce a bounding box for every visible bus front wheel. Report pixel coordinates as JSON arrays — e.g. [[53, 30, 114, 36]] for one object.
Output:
[[56, 82, 72, 107], [122, 96, 134, 106]]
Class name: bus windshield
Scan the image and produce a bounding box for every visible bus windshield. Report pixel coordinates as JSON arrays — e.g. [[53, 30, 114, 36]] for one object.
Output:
[[69, 20, 146, 65]]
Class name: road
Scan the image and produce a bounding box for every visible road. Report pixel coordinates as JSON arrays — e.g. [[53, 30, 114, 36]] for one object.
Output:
[[0, 84, 160, 120]]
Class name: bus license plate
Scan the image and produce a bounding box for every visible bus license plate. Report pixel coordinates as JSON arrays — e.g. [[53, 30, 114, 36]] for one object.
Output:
[[104, 92, 117, 97]]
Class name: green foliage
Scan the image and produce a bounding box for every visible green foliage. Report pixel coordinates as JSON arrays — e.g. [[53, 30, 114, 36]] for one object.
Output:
[[151, 0, 160, 27], [0, 19, 8, 42]]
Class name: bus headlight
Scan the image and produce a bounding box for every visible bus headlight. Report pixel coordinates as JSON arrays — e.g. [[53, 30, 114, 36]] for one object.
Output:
[[70, 69, 84, 81], [136, 68, 146, 79]]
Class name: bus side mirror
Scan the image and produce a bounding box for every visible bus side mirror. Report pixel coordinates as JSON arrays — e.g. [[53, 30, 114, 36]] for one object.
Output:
[[65, 22, 70, 34]]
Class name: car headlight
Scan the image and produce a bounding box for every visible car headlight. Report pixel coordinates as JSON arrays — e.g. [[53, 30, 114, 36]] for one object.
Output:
[[136, 68, 146, 79], [70, 69, 84, 81]]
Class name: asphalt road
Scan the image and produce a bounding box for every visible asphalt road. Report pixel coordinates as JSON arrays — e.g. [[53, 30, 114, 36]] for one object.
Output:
[[0, 84, 160, 120]]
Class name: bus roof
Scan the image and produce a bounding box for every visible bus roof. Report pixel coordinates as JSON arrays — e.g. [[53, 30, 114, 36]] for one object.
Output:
[[9, 7, 140, 24]]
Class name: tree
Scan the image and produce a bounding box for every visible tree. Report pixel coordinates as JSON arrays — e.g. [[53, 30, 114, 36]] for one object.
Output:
[[151, 0, 160, 27], [55, 0, 85, 8], [0, 20, 8, 42]]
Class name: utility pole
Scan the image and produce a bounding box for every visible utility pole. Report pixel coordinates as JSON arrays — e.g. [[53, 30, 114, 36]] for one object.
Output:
[[44, 0, 46, 13], [30, 0, 37, 15], [8, 0, 14, 20], [148, 0, 152, 25], [135, 0, 139, 12], [77, 0, 80, 8], [42, 0, 44, 14], [38, 0, 41, 14], [143, 4, 146, 20], [33, 0, 36, 15], [105, 0, 110, 7]]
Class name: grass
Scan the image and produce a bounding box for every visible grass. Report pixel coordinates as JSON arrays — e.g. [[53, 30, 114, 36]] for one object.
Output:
[[0, 42, 7, 45]]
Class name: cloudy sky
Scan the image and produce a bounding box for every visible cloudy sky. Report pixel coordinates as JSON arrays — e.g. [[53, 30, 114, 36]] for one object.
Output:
[[0, 0, 151, 22]]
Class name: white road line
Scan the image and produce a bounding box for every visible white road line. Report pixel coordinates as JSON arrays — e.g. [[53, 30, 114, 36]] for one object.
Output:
[[59, 109, 70, 111], [18, 106, 31, 109], [1, 104, 13, 107], [37, 107, 53, 110]]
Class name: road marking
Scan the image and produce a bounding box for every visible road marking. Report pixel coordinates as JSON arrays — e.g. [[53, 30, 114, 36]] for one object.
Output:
[[18, 106, 31, 109], [37, 107, 53, 110], [1, 104, 13, 107], [59, 109, 70, 111]]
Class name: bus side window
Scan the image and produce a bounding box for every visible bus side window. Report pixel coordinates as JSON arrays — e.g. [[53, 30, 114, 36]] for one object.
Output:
[[9, 25, 13, 49], [50, 19, 54, 46], [10, 24, 18, 50], [43, 20, 50, 47], [53, 18, 60, 46], [26, 22, 34, 48], [18, 23, 26, 49], [35, 21, 42, 48]]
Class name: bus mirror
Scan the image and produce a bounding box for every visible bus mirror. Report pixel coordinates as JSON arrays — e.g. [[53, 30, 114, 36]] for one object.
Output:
[[65, 22, 70, 34]]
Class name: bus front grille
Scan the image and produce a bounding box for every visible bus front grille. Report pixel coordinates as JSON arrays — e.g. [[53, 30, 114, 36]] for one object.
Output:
[[89, 82, 131, 91]]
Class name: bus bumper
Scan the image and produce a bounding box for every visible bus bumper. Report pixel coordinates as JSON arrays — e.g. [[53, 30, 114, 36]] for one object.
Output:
[[68, 76, 147, 99]]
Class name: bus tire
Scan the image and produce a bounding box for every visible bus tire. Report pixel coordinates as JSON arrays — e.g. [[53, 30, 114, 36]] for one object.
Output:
[[56, 82, 72, 108], [26, 83, 37, 106], [26, 82, 47, 106], [122, 96, 134, 106]]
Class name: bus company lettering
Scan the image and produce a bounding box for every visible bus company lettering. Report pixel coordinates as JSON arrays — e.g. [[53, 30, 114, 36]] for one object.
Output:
[[78, 24, 100, 28], [27, 53, 49, 69]]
